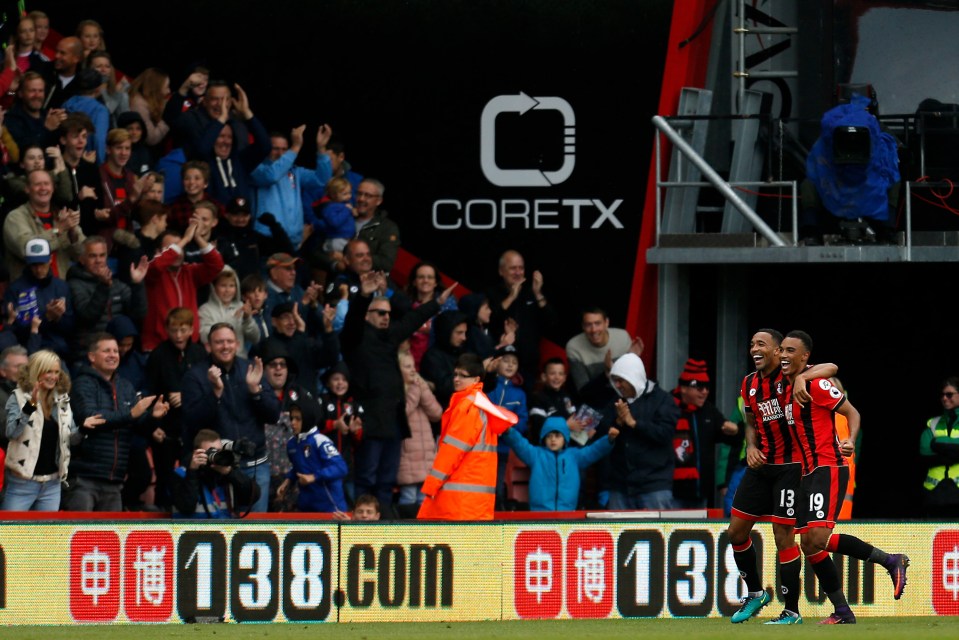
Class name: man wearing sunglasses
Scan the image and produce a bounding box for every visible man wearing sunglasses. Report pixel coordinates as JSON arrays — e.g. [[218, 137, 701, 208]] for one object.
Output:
[[920, 377, 959, 518], [340, 270, 455, 517]]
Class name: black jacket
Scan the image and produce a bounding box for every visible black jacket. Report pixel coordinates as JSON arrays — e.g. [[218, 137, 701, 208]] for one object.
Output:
[[340, 294, 439, 439], [181, 355, 282, 461], [70, 365, 154, 483], [419, 310, 469, 408]]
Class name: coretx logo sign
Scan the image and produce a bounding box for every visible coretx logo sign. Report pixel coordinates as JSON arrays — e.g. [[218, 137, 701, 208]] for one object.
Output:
[[431, 92, 624, 230]]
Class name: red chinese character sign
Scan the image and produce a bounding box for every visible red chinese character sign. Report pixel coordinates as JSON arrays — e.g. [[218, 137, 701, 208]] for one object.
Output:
[[124, 530, 174, 621], [933, 530, 959, 615], [70, 531, 121, 622], [513, 530, 562, 618]]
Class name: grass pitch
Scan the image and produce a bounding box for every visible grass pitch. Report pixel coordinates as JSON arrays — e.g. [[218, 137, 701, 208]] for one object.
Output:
[[3, 618, 958, 640]]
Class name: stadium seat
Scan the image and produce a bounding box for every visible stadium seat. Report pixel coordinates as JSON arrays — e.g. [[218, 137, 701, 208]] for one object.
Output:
[[505, 450, 530, 509]]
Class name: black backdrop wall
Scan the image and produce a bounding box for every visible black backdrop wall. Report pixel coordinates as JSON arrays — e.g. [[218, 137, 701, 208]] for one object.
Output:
[[48, 0, 672, 344], [43, 2, 950, 518]]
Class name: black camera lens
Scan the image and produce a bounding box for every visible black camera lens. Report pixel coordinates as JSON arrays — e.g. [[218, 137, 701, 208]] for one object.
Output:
[[206, 447, 234, 466]]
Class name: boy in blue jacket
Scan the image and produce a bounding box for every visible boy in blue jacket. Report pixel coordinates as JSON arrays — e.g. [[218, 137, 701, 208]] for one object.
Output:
[[489, 345, 529, 508], [277, 397, 348, 513], [502, 416, 619, 511]]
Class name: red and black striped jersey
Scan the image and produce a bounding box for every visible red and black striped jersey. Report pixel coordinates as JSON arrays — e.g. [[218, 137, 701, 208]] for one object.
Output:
[[785, 377, 847, 473], [741, 367, 801, 465]]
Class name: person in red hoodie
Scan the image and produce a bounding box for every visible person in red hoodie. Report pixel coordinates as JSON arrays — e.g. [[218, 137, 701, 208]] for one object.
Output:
[[141, 219, 224, 351]]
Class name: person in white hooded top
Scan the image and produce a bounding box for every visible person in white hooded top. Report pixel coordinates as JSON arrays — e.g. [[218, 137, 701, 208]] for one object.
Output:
[[198, 265, 260, 357], [596, 353, 680, 510]]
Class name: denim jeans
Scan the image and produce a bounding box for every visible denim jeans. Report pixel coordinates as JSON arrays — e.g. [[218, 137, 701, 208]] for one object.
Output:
[[353, 437, 401, 514], [397, 483, 425, 506], [0, 474, 61, 511], [241, 462, 271, 513], [607, 488, 677, 511]]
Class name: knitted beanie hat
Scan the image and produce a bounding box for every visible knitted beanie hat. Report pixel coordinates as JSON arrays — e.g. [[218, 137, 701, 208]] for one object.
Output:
[[678, 358, 709, 387]]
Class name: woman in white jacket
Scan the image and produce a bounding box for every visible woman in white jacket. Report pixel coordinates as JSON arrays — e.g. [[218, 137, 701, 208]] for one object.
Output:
[[2, 351, 102, 511]]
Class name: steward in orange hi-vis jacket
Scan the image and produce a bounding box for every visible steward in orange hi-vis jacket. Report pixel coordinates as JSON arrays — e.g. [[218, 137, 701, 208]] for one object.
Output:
[[417, 380, 517, 520]]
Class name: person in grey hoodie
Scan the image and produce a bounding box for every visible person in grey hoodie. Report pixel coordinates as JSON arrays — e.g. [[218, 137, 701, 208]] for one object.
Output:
[[596, 353, 680, 511]]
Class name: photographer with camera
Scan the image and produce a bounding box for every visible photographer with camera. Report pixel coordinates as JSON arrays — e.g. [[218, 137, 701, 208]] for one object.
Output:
[[182, 323, 281, 512], [170, 429, 259, 518]]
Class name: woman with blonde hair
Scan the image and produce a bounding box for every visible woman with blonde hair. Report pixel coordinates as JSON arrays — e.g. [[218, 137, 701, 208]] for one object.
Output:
[[128, 67, 172, 148], [396, 348, 443, 511], [76, 19, 106, 59], [1, 351, 103, 511]]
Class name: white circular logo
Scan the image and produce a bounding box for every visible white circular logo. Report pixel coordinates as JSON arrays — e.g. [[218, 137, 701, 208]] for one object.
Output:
[[787, 508, 794, 516], [816, 510, 825, 519], [749, 388, 757, 397]]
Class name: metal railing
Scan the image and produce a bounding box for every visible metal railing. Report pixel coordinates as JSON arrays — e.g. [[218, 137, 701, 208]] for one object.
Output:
[[652, 115, 794, 247]]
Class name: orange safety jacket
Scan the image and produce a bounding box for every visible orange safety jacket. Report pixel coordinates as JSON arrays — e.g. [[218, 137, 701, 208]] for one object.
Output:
[[417, 381, 517, 521], [835, 413, 856, 519]]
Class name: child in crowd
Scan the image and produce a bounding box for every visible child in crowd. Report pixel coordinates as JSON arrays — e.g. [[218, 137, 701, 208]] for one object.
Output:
[[115, 199, 167, 285], [117, 110, 153, 175], [184, 200, 218, 264], [277, 398, 348, 513], [396, 349, 443, 511], [333, 493, 382, 521], [501, 416, 619, 511], [144, 307, 208, 509], [351, 494, 382, 520], [528, 357, 588, 445], [314, 176, 355, 255], [142, 171, 166, 203], [168, 160, 223, 232], [198, 265, 259, 357], [241, 273, 270, 347], [320, 361, 363, 505], [489, 345, 529, 508], [458, 292, 518, 361]]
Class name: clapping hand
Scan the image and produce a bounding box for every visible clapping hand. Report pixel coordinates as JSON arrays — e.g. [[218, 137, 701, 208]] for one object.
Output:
[[207, 365, 224, 394], [614, 399, 636, 428], [246, 357, 264, 392], [151, 394, 170, 419], [129, 256, 149, 284]]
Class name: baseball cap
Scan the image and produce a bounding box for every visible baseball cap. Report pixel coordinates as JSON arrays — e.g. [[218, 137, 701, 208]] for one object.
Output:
[[226, 197, 252, 215], [24, 238, 51, 264], [494, 344, 519, 361], [266, 252, 301, 268], [271, 301, 296, 318]]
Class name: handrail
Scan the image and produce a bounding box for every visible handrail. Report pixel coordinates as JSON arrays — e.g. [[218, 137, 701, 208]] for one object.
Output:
[[652, 115, 788, 247]]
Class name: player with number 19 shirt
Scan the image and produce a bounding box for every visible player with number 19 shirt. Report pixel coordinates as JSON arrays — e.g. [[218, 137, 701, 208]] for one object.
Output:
[[781, 330, 909, 625], [726, 329, 837, 625]]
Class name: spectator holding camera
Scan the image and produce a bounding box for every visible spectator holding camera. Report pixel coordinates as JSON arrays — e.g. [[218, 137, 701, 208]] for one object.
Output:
[[170, 428, 260, 518], [181, 323, 281, 513]]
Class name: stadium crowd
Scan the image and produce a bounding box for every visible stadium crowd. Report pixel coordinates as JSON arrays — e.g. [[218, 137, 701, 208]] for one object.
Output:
[[0, 10, 925, 529], [0, 10, 721, 519]]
